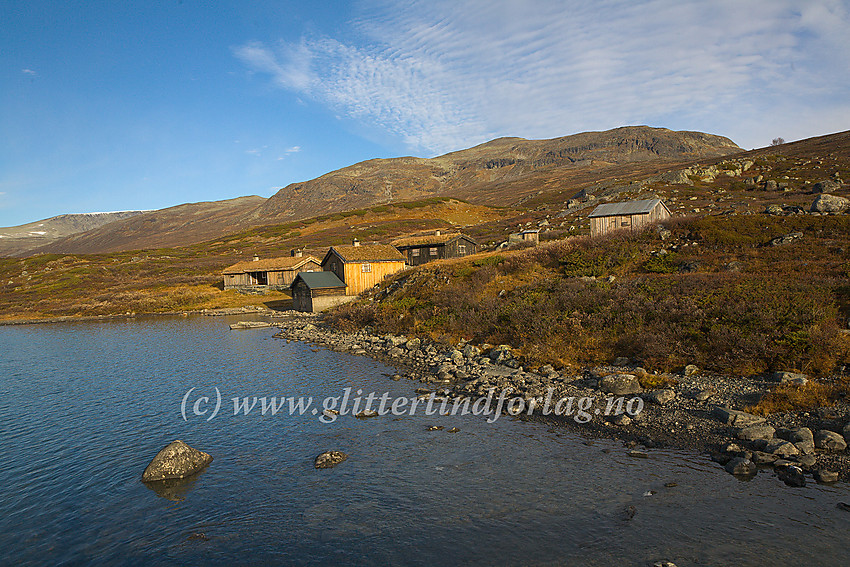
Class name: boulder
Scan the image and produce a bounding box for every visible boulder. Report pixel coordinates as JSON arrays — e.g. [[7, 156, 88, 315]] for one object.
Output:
[[765, 438, 800, 457], [710, 407, 766, 427], [770, 371, 808, 385], [776, 464, 806, 487], [842, 422, 850, 445], [787, 427, 815, 454], [814, 430, 847, 452], [725, 457, 757, 476], [752, 451, 779, 465], [814, 470, 839, 483], [737, 424, 775, 442], [141, 440, 213, 482], [810, 194, 849, 213], [600, 374, 643, 395], [683, 364, 699, 376], [811, 179, 841, 194], [314, 451, 348, 469], [405, 338, 421, 351], [645, 389, 675, 405]]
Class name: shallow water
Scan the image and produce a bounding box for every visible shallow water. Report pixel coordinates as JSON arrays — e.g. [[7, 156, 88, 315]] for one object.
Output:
[[1, 316, 848, 566]]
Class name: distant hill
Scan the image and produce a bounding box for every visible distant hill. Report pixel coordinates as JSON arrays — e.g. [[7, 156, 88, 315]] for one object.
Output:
[[0, 211, 144, 257], [29, 196, 266, 255]]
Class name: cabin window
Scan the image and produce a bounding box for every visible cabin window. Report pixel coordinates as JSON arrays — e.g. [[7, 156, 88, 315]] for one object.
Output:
[[411, 248, 420, 257], [362, 263, 372, 273], [429, 247, 438, 256], [331, 262, 337, 272], [458, 244, 466, 254], [621, 219, 631, 227]]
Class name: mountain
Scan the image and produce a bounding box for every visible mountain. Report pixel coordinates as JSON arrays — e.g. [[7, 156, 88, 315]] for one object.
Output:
[[252, 126, 741, 221], [0, 211, 144, 257], [9, 126, 741, 256], [29, 196, 265, 255]]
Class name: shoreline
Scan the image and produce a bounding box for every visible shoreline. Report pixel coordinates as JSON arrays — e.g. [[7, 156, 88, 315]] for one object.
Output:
[[268, 311, 850, 485]]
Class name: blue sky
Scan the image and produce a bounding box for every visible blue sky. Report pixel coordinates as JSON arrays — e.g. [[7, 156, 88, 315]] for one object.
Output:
[[2, 0, 849, 227]]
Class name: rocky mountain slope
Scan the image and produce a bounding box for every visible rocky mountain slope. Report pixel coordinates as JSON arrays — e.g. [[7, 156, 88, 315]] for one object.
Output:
[[252, 126, 740, 222]]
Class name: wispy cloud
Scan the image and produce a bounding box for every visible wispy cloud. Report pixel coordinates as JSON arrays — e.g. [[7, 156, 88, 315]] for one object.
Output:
[[235, 0, 850, 153], [21, 68, 36, 76]]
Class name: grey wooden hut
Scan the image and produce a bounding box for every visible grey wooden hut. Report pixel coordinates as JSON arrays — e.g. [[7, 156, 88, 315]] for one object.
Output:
[[588, 199, 671, 237], [223, 255, 321, 291]]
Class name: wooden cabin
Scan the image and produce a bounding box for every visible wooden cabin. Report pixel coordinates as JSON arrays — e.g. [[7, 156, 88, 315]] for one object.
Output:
[[222, 254, 321, 292], [520, 229, 540, 245], [588, 199, 671, 237], [391, 231, 479, 266], [321, 240, 406, 296], [290, 272, 351, 312]]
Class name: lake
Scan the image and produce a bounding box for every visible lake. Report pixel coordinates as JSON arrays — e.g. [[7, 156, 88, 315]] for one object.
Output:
[[1, 315, 848, 566]]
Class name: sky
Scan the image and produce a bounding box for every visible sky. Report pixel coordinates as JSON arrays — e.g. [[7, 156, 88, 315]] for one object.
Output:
[[2, 0, 849, 227]]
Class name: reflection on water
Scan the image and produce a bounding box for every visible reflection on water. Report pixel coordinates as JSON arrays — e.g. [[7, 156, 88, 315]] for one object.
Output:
[[0, 315, 848, 567]]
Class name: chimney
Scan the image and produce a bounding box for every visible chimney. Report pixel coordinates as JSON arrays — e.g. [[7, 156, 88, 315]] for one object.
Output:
[[291, 248, 303, 258], [435, 230, 441, 236], [353, 238, 361, 247], [252, 254, 259, 262]]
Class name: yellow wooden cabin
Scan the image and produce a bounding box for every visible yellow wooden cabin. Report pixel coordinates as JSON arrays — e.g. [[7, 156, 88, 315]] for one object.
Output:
[[321, 240, 406, 296]]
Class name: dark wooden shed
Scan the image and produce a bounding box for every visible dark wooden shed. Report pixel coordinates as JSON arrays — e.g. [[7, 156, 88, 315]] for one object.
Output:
[[391, 231, 479, 266]]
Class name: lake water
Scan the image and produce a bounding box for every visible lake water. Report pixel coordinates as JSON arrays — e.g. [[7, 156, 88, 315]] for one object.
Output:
[[1, 316, 848, 566]]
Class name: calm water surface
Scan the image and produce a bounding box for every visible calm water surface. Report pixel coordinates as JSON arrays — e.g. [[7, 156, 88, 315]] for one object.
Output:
[[1, 316, 848, 566]]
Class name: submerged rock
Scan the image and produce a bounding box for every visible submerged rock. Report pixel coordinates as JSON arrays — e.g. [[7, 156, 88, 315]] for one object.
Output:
[[725, 457, 757, 476], [229, 321, 273, 330], [314, 451, 348, 469], [776, 464, 806, 487], [141, 440, 213, 482]]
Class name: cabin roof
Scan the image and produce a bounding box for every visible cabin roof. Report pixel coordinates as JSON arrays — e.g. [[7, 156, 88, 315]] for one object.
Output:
[[391, 232, 476, 248], [324, 244, 405, 263], [290, 271, 347, 290], [588, 199, 665, 218], [222, 255, 320, 275]]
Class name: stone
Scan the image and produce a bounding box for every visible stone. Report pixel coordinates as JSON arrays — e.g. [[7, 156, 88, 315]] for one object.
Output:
[[229, 321, 272, 330], [769, 232, 803, 246], [765, 438, 800, 457], [645, 389, 675, 405], [725, 457, 757, 476], [600, 374, 643, 395], [814, 470, 839, 483], [711, 407, 766, 427], [683, 364, 699, 376], [314, 451, 348, 469], [810, 193, 849, 213], [752, 451, 779, 465], [405, 338, 421, 351], [765, 204, 783, 215], [814, 430, 847, 452], [776, 464, 806, 487], [355, 409, 378, 419], [796, 454, 817, 469], [462, 344, 480, 358], [141, 440, 213, 482], [842, 422, 850, 445], [811, 179, 840, 194], [738, 424, 776, 442], [692, 388, 715, 402], [653, 562, 678, 567], [770, 371, 808, 385]]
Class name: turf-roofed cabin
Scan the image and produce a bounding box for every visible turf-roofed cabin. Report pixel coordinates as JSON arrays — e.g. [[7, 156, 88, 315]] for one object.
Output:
[[391, 230, 479, 266], [321, 240, 406, 296], [290, 272, 351, 313], [588, 198, 671, 237], [222, 254, 321, 292]]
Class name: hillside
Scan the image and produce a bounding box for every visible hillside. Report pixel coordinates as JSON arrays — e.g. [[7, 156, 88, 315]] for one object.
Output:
[[0, 211, 144, 257]]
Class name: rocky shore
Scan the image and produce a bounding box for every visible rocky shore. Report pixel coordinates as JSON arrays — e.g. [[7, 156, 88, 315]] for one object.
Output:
[[264, 310, 850, 486]]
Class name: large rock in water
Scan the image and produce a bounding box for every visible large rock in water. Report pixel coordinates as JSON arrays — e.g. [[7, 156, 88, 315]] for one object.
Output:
[[141, 440, 212, 482], [314, 451, 348, 469]]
